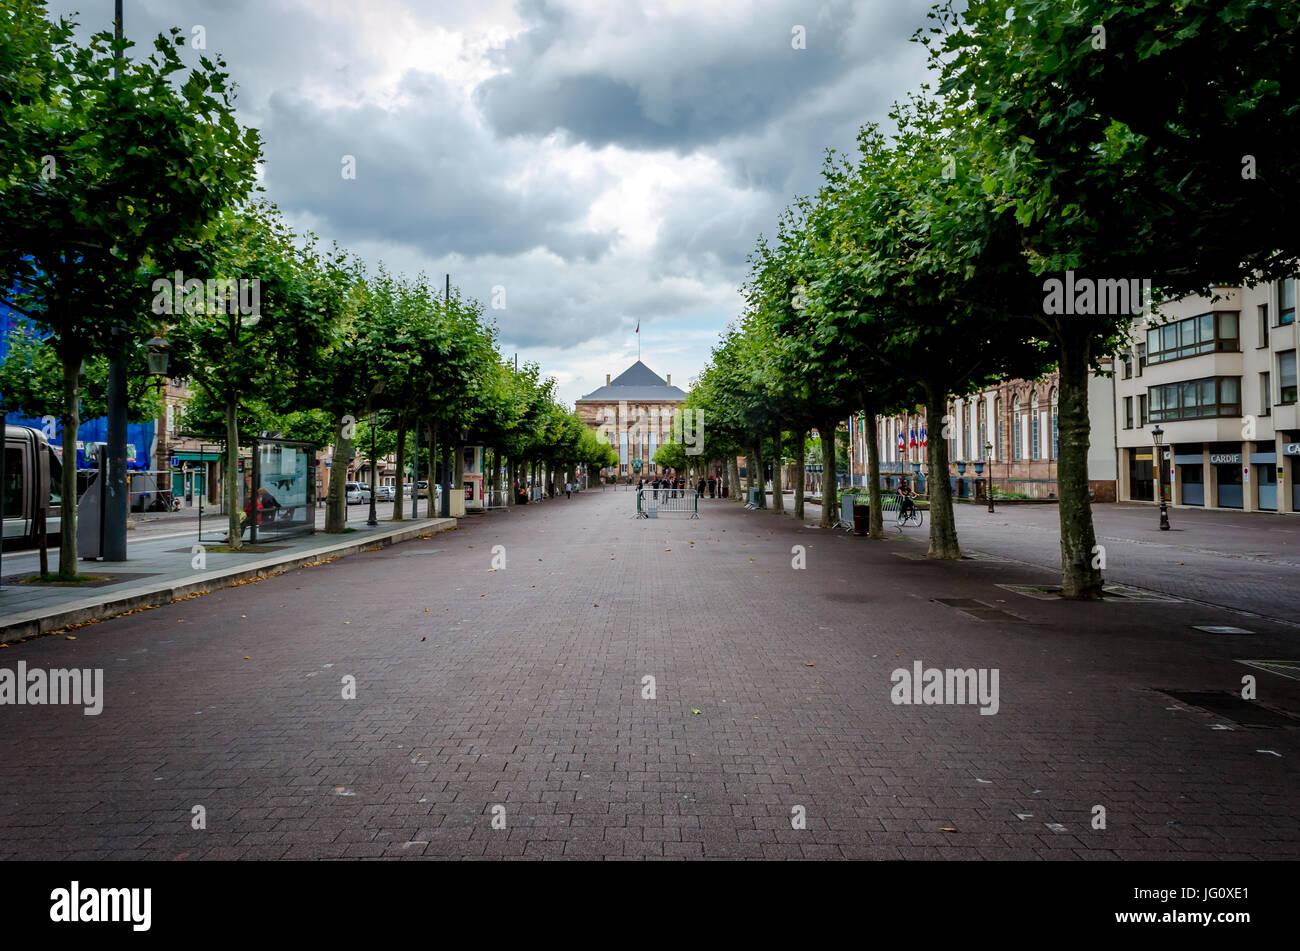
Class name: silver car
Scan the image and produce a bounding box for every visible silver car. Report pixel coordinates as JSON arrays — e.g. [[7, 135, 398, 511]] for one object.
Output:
[[375, 485, 396, 502]]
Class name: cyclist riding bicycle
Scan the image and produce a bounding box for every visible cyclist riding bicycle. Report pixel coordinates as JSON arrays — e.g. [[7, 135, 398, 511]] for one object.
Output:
[[898, 484, 917, 521]]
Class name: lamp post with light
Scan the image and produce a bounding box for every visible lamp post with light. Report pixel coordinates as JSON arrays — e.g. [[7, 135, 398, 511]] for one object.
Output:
[[367, 412, 379, 527], [985, 441, 994, 513], [1152, 425, 1170, 530]]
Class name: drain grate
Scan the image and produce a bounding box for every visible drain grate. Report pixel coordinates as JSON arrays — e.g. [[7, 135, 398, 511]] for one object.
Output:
[[963, 608, 1024, 622], [1159, 690, 1299, 728], [932, 598, 1025, 622], [1237, 660, 1300, 682]]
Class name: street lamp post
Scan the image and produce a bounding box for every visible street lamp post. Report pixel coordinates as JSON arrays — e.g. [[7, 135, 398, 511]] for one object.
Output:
[[985, 441, 994, 513], [147, 336, 171, 510], [1152, 426, 1170, 530], [367, 413, 379, 527]]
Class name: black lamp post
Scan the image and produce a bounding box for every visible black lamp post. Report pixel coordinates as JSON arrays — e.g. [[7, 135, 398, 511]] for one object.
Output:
[[1152, 426, 1170, 530], [367, 413, 379, 527], [985, 441, 994, 513]]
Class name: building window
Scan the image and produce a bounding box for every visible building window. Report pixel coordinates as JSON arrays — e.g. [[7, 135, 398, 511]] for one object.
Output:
[[1050, 390, 1058, 459], [1258, 304, 1270, 347], [1281, 278, 1296, 326], [1280, 351, 1297, 404], [1121, 352, 1133, 379], [995, 397, 1002, 461], [1124, 396, 1133, 429], [1148, 376, 1242, 421], [1138, 393, 1147, 427], [1012, 397, 1021, 460], [1260, 372, 1271, 416], [1030, 393, 1040, 459], [961, 403, 970, 460], [1145, 312, 1240, 364], [1136, 343, 1146, 376], [978, 400, 987, 458]]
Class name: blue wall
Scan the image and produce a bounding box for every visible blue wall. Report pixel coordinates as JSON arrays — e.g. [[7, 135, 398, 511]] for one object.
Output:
[[1, 298, 155, 470]]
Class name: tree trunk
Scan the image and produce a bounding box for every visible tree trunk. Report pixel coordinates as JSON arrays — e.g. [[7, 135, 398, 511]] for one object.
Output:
[[818, 420, 837, 529], [392, 418, 407, 520], [771, 431, 784, 513], [923, 383, 960, 559], [58, 352, 81, 572], [1057, 332, 1103, 598], [325, 413, 351, 532], [727, 456, 740, 501], [751, 443, 766, 508], [863, 401, 885, 540], [793, 430, 806, 520]]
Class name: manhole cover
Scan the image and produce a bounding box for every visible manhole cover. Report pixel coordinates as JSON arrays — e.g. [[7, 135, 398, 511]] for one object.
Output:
[[1158, 690, 1298, 728], [1193, 625, 1255, 635]]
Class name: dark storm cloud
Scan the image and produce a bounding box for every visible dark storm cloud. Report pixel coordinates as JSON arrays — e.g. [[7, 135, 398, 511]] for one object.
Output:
[[261, 73, 616, 261], [475, 0, 932, 153]]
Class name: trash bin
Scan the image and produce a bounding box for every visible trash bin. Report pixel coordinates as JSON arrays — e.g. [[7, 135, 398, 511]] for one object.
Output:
[[853, 502, 869, 536]]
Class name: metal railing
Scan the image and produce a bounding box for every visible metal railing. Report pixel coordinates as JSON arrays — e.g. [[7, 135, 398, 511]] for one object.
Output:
[[636, 487, 700, 518]]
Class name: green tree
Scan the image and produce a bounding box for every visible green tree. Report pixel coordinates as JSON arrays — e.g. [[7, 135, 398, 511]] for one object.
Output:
[[928, 0, 1300, 593], [0, 10, 260, 567], [168, 205, 338, 547]]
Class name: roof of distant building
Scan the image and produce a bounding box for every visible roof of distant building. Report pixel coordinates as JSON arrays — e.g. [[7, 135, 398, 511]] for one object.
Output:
[[577, 360, 687, 402]]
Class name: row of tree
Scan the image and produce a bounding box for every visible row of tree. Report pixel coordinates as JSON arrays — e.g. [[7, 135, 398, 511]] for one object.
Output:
[[683, 0, 1300, 598], [0, 3, 617, 566]]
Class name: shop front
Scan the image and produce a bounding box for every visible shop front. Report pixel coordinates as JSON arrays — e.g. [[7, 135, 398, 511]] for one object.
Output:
[[1210, 450, 1243, 509], [1286, 442, 1300, 511], [1128, 449, 1154, 502], [1252, 447, 1278, 511], [1174, 451, 1203, 505]]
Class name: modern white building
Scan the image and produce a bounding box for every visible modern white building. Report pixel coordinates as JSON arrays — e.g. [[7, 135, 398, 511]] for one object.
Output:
[[1113, 278, 1299, 513]]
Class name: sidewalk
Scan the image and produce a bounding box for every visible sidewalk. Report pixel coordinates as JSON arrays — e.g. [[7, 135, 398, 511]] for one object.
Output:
[[0, 511, 458, 642]]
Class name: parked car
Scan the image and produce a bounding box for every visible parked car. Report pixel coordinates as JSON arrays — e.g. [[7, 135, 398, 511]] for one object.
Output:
[[412, 480, 429, 499], [345, 481, 372, 504], [375, 484, 395, 502]]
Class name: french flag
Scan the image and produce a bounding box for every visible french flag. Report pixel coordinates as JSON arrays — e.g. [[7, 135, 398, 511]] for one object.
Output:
[[920, 426, 927, 448], [909, 428, 917, 449]]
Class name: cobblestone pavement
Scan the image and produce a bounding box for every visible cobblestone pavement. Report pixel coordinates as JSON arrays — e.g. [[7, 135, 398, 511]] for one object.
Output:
[[804, 495, 1300, 622], [1, 489, 1297, 860]]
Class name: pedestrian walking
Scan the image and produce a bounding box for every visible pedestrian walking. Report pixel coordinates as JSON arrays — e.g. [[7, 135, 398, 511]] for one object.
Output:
[[565, 481, 572, 499]]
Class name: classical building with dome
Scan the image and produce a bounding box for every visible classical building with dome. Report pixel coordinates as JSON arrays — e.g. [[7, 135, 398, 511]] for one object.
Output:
[[576, 361, 687, 479]]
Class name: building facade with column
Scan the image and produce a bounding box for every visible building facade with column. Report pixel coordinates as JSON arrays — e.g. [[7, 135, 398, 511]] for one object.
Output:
[[575, 361, 687, 479], [1112, 278, 1299, 513], [854, 365, 1118, 501]]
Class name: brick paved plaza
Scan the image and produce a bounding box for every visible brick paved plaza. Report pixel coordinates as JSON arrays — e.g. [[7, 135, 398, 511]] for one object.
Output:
[[1, 490, 1297, 860]]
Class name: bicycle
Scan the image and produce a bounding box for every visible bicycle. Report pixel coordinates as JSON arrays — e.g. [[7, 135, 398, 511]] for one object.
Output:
[[896, 500, 924, 530]]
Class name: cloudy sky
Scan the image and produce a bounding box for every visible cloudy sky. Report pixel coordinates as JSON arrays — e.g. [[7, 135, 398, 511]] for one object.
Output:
[[51, 0, 936, 405]]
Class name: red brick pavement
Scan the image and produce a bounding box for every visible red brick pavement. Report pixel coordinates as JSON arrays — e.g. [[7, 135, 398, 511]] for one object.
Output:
[[0, 489, 1296, 860]]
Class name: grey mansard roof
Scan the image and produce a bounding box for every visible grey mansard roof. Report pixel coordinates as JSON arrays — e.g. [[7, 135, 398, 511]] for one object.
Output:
[[577, 361, 687, 402]]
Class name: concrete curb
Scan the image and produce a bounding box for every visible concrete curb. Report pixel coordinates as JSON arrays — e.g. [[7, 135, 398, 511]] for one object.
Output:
[[0, 517, 457, 643]]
